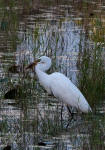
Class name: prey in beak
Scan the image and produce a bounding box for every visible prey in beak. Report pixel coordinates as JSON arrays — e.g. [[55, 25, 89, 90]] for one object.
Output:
[[25, 59, 40, 70]]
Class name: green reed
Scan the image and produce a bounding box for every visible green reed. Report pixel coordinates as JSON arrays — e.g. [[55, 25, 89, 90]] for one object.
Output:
[[77, 42, 105, 111]]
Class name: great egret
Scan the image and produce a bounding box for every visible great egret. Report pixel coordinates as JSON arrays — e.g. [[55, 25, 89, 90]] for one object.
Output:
[[26, 56, 92, 114]]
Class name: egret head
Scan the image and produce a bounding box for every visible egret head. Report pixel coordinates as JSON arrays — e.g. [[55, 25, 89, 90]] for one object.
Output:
[[26, 56, 52, 72]]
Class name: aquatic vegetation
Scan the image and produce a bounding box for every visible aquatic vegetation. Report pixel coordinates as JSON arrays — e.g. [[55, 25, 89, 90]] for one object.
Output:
[[77, 41, 105, 110], [0, 0, 105, 149]]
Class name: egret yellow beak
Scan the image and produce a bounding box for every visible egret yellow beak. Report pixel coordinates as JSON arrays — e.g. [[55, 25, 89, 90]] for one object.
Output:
[[26, 59, 40, 70]]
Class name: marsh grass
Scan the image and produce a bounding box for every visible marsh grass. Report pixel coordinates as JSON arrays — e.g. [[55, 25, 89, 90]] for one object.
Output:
[[1, 1, 105, 149], [77, 28, 105, 148], [77, 42, 105, 111]]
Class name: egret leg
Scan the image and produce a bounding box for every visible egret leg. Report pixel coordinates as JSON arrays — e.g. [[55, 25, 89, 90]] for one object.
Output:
[[66, 106, 76, 129], [61, 104, 63, 122], [66, 117, 73, 129], [67, 105, 74, 119]]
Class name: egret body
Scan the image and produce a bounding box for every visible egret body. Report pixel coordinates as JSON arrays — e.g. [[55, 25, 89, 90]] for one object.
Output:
[[26, 56, 92, 113]]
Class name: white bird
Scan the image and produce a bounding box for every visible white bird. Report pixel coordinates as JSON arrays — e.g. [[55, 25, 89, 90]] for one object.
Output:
[[26, 56, 92, 114]]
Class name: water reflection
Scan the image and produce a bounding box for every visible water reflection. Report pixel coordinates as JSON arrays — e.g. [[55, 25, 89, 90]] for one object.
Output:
[[0, 0, 105, 149]]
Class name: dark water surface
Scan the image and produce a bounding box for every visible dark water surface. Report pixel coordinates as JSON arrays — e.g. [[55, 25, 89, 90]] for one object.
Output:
[[0, 0, 105, 149]]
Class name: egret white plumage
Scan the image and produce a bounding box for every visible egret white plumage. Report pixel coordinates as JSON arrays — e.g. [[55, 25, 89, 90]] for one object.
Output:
[[26, 56, 92, 114]]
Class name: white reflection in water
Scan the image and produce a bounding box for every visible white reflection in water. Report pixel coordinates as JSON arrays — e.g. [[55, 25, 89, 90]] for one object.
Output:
[[16, 20, 85, 84]]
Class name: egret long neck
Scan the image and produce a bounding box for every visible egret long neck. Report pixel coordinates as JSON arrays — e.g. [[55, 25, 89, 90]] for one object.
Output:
[[35, 67, 48, 80], [35, 66, 51, 93]]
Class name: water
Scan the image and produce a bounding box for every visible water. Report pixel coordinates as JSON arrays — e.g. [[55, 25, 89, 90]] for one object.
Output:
[[0, 0, 105, 149]]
